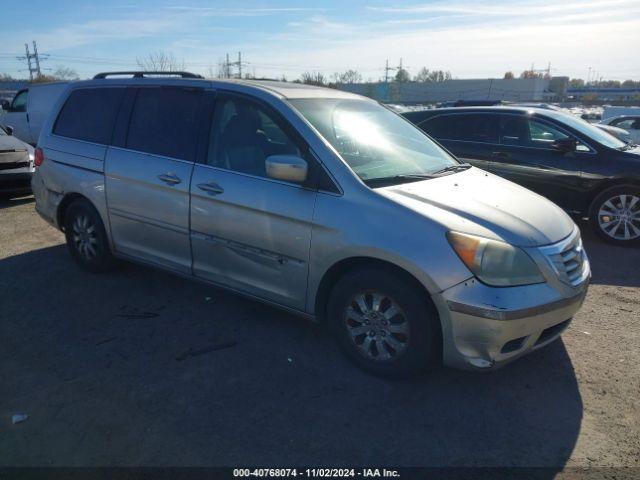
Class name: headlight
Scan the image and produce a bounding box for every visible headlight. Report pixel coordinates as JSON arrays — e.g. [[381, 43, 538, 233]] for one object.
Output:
[[447, 231, 545, 287]]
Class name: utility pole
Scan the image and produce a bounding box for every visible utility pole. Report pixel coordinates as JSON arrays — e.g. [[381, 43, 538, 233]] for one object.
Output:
[[33, 41, 41, 77], [224, 52, 244, 79], [17, 41, 44, 80], [24, 44, 33, 81], [384, 59, 394, 83]]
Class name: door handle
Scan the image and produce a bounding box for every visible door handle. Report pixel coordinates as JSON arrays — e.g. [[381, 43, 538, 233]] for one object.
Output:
[[157, 173, 181, 185], [197, 182, 224, 195]]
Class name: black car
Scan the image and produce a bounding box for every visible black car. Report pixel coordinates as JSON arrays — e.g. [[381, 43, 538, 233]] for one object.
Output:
[[403, 106, 640, 246]]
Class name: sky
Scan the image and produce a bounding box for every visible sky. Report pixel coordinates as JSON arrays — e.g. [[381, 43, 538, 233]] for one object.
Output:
[[1, 0, 639, 81]]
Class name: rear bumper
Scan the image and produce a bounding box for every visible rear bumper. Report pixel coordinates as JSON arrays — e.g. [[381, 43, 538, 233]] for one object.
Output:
[[31, 169, 60, 228], [433, 275, 589, 371]]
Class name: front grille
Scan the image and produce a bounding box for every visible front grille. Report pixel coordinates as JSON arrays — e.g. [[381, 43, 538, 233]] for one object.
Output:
[[0, 161, 29, 171], [541, 232, 587, 286]]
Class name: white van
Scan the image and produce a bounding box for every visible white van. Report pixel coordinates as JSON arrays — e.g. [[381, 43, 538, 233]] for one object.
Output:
[[0, 82, 69, 145]]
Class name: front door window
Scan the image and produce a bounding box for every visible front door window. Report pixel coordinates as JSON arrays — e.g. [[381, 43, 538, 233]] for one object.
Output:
[[11, 90, 28, 112], [207, 95, 302, 178]]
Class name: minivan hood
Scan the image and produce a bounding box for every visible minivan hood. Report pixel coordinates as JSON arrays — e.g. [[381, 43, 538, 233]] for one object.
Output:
[[378, 167, 575, 247]]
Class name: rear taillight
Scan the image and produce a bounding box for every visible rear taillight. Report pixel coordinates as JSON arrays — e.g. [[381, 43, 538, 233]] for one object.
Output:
[[34, 147, 44, 167]]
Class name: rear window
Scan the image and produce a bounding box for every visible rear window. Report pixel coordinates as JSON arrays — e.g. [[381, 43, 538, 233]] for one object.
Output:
[[54, 88, 125, 144], [126, 87, 202, 161]]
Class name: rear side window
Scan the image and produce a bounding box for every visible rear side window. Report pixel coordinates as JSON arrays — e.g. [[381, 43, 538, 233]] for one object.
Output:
[[422, 114, 499, 144], [54, 88, 125, 144], [126, 87, 202, 161]]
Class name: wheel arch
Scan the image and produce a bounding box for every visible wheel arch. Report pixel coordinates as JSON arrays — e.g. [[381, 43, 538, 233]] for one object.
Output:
[[313, 256, 444, 364], [56, 192, 94, 231], [313, 256, 439, 322], [587, 180, 640, 216]]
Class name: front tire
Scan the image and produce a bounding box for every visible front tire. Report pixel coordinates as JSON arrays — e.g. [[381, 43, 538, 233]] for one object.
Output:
[[327, 267, 440, 378], [64, 199, 115, 272], [589, 186, 640, 246]]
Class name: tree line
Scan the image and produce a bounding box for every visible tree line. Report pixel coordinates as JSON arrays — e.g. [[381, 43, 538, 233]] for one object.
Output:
[[1, 51, 638, 89], [502, 69, 640, 88]]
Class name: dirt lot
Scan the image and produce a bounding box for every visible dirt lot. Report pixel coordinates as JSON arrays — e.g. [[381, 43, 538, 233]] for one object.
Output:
[[1, 196, 639, 470]]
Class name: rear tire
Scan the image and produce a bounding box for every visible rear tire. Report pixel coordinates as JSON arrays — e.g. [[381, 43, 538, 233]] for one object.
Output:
[[64, 199, 116, 272], [327, 267, 440, 378], [589, 185, 640, 246]]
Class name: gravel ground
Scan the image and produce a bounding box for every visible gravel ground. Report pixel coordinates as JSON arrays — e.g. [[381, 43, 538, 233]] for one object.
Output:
[[0, 196, 638, 471]]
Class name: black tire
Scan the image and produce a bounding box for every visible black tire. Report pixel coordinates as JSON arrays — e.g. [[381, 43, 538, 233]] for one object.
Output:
[[64, 199, 116, 272], [327, 267, 440, 378], [589, 185, 640, 246]]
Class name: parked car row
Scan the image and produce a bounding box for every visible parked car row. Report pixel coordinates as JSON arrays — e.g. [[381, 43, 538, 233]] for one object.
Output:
[[0, 82, 69, 198], [31, 72, 590, 377], [0, 81, 69, 145], [402, 106, 640, 245], [600, 115, 640, 144]]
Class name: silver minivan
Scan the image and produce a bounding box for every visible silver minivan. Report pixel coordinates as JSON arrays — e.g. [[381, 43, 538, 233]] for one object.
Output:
[[32, 72, 590, 377]]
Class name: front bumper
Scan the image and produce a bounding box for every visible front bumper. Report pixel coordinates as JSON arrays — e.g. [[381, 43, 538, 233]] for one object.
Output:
[[0, 170, 33, 196], [433, 228, 590, 370]]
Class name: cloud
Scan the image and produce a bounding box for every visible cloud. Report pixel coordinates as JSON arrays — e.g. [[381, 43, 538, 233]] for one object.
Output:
[[4, 0, 639, 81], [163, 6, 327, 16], [14, 13, 185, 51], [368, 0, 639, 16], [226, 1, 640, 80]]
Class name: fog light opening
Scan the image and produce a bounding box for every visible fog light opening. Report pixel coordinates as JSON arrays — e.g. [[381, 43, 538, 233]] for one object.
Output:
[[501, 336, 527, 354]]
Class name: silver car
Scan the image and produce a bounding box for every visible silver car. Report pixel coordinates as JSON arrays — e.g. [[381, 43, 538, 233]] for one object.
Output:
[[32, 72, 590, 377], [0, 124, 34, 198]]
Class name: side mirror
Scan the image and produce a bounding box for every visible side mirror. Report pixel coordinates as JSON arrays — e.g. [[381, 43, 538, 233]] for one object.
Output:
[[265, 155, 308, 183], [4, 125, 13, 135], [552, 137, 576, 153]]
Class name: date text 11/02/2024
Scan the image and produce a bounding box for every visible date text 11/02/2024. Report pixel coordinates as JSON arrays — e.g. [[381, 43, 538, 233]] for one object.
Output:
[[233, 469, 400, 477]]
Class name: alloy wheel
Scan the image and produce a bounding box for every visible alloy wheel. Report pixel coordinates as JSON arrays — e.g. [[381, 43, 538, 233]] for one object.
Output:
[[343, 291, 410, 362], [597, 194, 640, 241], [71, 213, 98, 260]]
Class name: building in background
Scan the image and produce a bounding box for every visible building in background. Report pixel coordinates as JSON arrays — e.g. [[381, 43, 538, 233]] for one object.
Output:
[[337, 77, 569, 104], [567, 86, 640, 102]]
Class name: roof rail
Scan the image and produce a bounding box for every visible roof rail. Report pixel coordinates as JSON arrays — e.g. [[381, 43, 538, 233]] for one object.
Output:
[[93, 71, 204, 79]]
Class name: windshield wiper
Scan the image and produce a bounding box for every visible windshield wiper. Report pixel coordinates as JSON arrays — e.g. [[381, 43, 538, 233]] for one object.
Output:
[[430, 163, 472, 175], [363, 164, 473, 187], [364, 173, 437, 187]]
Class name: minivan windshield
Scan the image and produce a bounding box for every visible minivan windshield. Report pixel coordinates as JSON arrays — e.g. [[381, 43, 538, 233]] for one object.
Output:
[[290, 98, 460, 186], [547, 110, 627, 149]]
